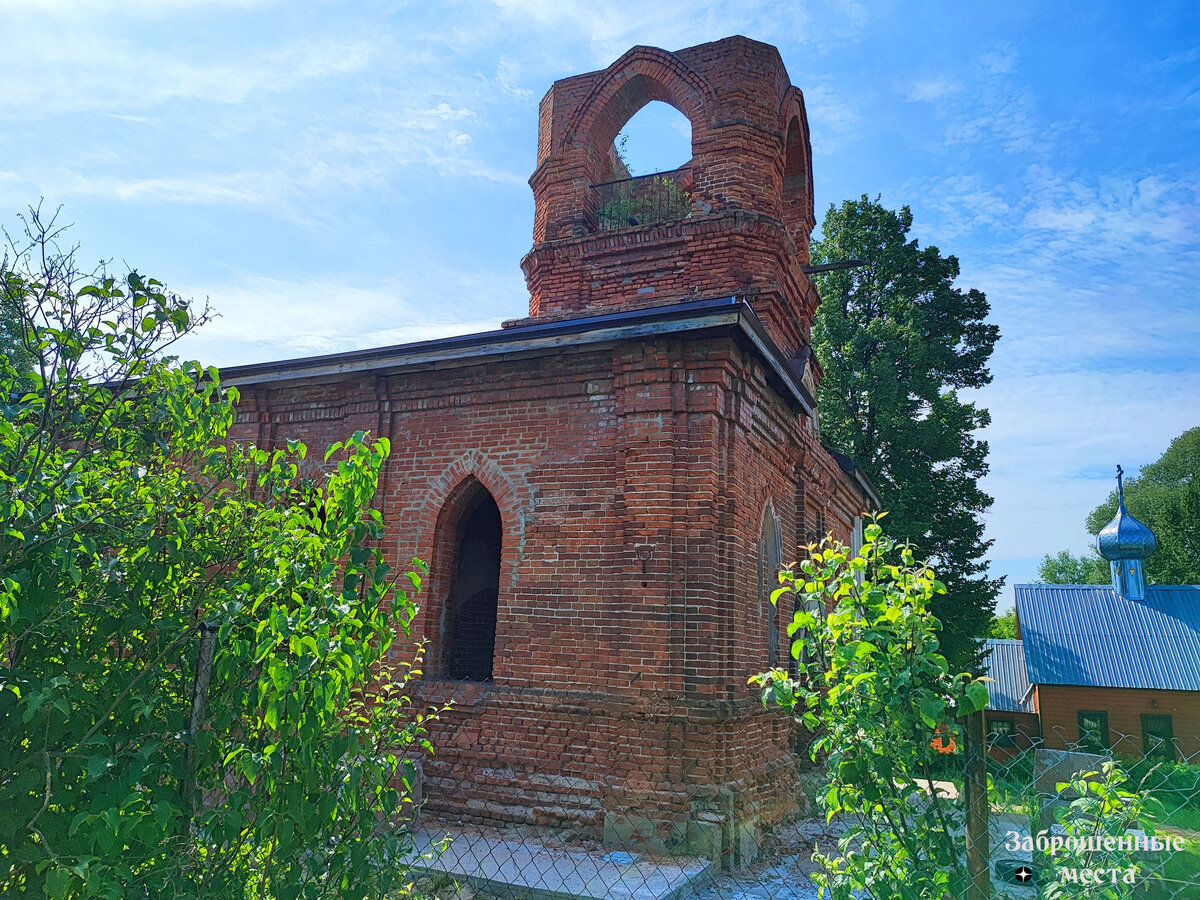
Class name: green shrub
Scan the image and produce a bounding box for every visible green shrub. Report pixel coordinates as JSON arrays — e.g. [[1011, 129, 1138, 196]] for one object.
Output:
[[0, 208, 432, 898], [751, 517, 989, 899]]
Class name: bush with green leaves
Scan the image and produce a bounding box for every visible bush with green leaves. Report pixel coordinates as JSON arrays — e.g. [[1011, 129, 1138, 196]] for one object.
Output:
[[1041, 762, 1155, 899], [0, 209, 432, 898], [751, 516, 989, 900]]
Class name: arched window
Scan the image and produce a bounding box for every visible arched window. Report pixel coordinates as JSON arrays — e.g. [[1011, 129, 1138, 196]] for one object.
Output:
[[610, 100, 692, 178], [781, 115, 813, 257], [783, 117, 807, 194], [444, 490, 502, 681], [594, 100, 694, 231], [758, 504, 783, 669]]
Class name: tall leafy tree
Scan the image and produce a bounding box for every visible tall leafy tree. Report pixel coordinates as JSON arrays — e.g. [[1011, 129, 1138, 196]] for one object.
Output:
[[0, 274, 33, 374], [1, 208, 430, 898], [1039, 426, 1200, 586], [1035, 548, 1109, 585], [810, 196, 1001, 670]]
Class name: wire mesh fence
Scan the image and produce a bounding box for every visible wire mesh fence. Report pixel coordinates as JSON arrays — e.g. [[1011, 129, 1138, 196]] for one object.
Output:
[[383, 677, 1200, 900], [985, 724, 1200, 898]]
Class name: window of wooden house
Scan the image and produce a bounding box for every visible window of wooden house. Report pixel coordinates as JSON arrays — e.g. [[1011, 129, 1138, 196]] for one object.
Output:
[[1142, 714, 1175, 761], [1077, 710, 1110, 754], [988, 717, 1016, 747]]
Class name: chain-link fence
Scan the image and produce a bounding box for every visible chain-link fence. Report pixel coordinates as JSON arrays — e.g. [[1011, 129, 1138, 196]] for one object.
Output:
[[984, 723, 1200, 898], [179, 618, 1200, 899], [379, 676, 1200, 900]]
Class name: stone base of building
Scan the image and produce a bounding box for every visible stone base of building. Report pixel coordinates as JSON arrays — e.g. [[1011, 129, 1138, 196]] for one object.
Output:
[[412, 682, 802, 870]]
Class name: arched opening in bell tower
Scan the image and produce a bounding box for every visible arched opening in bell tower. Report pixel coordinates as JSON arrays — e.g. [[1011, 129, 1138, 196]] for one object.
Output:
[[610, 100, 692, 178], [590, 86, 696, 231]]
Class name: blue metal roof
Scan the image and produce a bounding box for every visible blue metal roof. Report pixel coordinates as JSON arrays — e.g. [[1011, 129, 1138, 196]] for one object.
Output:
[[982, 639, 1035, 713], [1015, 585, 1200, 691]]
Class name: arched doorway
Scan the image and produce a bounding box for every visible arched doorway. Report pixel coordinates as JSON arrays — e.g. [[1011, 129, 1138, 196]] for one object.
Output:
[[444, 490, 502, 681]]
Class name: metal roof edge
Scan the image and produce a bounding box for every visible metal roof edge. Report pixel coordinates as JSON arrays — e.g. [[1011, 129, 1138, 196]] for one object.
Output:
[[729, 305, 815, 417], [218, 297, 817, 418], [219, 297, 742, 386], [820, 443, 883, 508]]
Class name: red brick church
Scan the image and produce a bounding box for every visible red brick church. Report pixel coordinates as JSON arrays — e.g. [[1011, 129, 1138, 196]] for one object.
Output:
[[224, 36, 876, 862]]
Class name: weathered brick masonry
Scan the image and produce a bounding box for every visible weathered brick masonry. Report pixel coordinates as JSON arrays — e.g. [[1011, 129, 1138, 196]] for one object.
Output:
[[223, 36, 876, 860]]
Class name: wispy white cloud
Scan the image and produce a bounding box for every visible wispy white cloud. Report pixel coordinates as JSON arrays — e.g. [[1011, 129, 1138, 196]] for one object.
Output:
[[980, 367, 1200, 562], [902, 155, 1200, 582], [1, 0, 1193, 601], [979, 43, 1018, 75], [802, 81, 862, 156], [1, 18, 375, 116], [943, 85, 1051, 154], [496, 59, 536, 101], [906, 78, 959, 103], [479, 0, 870, 63], [173, 272, 525, 367], [1018, 169, 1200, 263]]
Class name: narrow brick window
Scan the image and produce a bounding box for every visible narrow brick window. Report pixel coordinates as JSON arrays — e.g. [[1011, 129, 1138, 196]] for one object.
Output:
[[759, 504, 782, 669], [445, 491, 501, 681]]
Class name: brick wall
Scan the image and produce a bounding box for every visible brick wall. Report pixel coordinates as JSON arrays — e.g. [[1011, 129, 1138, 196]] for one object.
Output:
[[517, 36, 820, 361], [227, 331, 867, 844]]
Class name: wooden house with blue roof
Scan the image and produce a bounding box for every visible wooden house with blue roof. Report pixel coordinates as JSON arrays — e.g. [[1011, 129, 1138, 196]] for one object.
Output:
[[987, 468, 1200, 761], [980, 639, 1040, 757]]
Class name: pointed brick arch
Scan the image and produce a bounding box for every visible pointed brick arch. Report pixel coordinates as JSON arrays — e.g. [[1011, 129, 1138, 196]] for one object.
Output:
[[417, 452, 531, 679], [422, 451, 530, 580], [561, 45, 713, 156], [757, 497, 784, 669], [779, 87, 816, 254]]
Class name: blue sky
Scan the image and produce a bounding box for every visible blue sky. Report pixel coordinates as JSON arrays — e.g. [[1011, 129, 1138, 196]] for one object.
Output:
[[2, 0, 1198, 604]]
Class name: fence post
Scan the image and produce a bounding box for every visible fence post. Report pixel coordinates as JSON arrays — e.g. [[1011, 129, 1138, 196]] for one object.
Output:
[[963, 708, 990, 900], [184, 621, 219, 818]]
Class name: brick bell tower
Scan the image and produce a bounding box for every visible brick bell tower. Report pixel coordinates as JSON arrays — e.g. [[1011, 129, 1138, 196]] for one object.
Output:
[[222, 35, 877, 870], [515, 36, 819, 360]]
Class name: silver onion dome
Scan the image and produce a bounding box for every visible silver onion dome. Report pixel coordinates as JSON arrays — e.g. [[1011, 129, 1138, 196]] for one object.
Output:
[[1096, 465, 1157, 561]]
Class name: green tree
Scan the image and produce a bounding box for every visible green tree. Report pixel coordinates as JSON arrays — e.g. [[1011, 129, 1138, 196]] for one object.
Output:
[[0, 208, 431, 898], [752, 519, 989, 899], [985, 607, 1018, 639], [1036, 548, 1109, 585], [0, 290, 33, 372], [810, 196, 1001, 670], [1038, 427, 1200, 587], [1086, 428, 1200, 585]]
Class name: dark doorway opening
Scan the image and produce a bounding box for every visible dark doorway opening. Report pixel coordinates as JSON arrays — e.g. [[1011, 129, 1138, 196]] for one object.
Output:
[[445, 493, 501, 681]]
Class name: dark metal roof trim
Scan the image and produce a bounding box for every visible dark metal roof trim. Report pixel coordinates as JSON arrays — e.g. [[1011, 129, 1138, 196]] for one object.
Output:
[[822, 444, 883, 508], [220, 296, 816, 417], [982, 639, 1036, 713]]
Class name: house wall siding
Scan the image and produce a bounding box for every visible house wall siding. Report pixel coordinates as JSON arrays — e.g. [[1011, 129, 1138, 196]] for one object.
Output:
[[1037, 684, 1200, 760], [984, 711, 1041, 760]]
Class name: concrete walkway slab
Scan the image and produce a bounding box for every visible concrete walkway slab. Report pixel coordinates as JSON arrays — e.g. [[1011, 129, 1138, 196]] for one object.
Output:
[[406, 828, 714, 900]]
